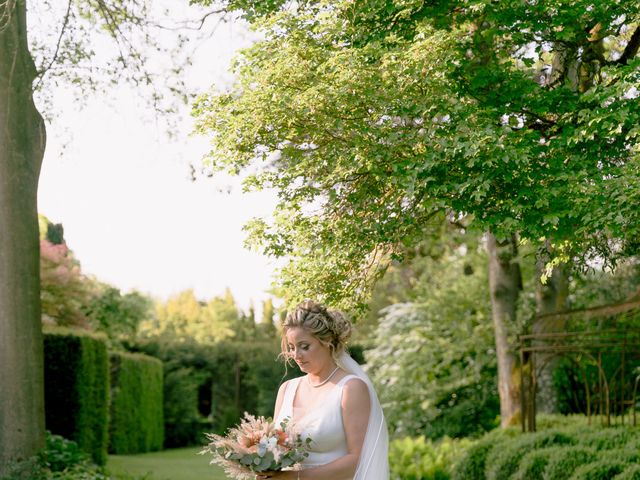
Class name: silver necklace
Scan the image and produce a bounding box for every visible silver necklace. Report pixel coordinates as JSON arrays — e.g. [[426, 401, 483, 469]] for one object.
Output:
[[307, 366, 340, 388]]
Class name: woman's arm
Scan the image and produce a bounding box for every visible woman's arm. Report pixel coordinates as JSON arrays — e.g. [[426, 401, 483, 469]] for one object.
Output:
[[258, 377, 371, 480]]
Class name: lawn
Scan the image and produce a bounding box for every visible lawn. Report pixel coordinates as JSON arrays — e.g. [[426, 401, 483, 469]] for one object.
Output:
[[107, 447, 228, 480]]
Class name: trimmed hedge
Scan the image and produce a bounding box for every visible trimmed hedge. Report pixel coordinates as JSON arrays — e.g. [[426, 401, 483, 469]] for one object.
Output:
[[542, 446, 597, 480], [44, 328, 109, 465], [485, 430, 576, 480], [452, 428, 518, 480], [454, 418, 640, 480], [512, 447, 555, 480], [615, 464, 640, 480], [129, 339, 301, 447], [109, 351, 164, 454]]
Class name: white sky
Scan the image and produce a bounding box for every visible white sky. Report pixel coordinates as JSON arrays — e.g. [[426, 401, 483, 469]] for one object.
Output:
[[36, 12, 280, 312]]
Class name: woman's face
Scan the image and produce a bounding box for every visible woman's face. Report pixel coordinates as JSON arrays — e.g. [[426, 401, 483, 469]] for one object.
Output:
[[285, 326, 332, 374]]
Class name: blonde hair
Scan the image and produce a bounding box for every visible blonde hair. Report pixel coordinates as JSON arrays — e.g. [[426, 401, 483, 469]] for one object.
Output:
[[280, 300, 352, 364]]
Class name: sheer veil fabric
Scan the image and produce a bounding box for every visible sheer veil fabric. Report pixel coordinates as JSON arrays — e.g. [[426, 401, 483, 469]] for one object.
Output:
[[336, 351, 389, 479]]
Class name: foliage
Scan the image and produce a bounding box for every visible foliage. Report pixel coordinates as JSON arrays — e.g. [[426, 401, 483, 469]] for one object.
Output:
[[40, 239, 91, 328], [138, 289, 238, 344], [366, 243, 499, 438], [512, 447, 555, 480], [109, 352, 164, 454], [484, 430, 576, 480], [193, 0, 640, 313], [451, 428, 519, 480], [84, 284, 153, 344], [454, 417, 640, 480], [615, 465, 640, 480], [389, 436, 472, 480], [43, 328, 110, 465], [128, 338, 293, 447], [0, 432, 113, 480], [542, 446, 598, 480]]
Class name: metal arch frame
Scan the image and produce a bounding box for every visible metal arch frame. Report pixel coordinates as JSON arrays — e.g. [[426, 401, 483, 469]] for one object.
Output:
[[518, 328, 640, 432]]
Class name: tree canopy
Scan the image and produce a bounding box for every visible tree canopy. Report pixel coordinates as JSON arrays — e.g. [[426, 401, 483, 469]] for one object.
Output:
[[194, 0, 640, 312]]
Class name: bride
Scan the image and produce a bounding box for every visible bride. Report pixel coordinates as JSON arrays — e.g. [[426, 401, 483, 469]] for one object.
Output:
[[256, 300, 389, 480]]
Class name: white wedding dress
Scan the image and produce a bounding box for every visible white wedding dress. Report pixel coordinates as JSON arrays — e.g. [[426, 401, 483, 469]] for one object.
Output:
[[275, 352, 389, 479]]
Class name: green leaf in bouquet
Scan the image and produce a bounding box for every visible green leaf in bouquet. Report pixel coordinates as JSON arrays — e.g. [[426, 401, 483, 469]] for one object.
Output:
[[280, 457, 294, 468], [259, 456, 272, 470], [241, 454, 254, 466], [254, 457, 262, 466]]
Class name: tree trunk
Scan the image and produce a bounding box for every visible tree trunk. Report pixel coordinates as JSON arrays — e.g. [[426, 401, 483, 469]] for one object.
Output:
[[0, 0, 47, 473], [534, 248, 569, 414], [487, 232, 522, 427]]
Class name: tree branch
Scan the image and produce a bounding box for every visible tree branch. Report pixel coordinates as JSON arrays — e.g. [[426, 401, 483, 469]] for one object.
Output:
[[34, 0, 72, 85], [617, 26, 640, 65]]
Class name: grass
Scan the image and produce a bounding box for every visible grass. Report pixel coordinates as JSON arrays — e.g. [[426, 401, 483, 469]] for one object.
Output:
[[107, 447, 228, 480]]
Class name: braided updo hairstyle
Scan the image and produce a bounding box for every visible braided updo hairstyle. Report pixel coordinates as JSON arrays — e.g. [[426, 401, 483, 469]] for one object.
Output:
[[281, 300, 352, 364]]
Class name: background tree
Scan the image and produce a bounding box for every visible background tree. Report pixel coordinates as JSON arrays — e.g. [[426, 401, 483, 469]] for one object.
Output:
[[83, 283, 153, 344], [0, 0, 222, 469], [194, 0, 640, 426]]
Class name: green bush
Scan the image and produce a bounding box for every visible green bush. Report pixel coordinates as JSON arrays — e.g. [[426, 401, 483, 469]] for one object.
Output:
[[615, 464, 640, 480], [452, 428, 518, 480], [390, 436, 471, 480], [542, 446, 597, 480], [569, 460, 626, 480], [109, 352, 164, 454], [129, 338, 291, 447], [0, 432, 109, 480], [44, 328, 109, 465], [485, 430, 576, 480], [512, 447, 555, 480], [580, 427, 636, 450]]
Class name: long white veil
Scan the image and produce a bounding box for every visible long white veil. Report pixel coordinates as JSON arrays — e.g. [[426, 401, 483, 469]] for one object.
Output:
[[336, 350, 389, 480]]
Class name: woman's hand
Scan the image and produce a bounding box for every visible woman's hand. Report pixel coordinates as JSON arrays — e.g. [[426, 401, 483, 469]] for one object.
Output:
[[255, 470, 297, 479]]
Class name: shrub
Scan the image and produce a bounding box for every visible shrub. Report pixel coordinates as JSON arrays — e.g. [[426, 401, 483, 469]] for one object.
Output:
[[0, 432, 110, 480], [452, 428, 517, 480], [129, 338, 290, 447], [44, 328, 109, 465], [615, 464, 640, 480], [569, 460, 626, 480], [389, 436, 471, 480], [512, 447, 555, 480], [109, 351, 164, 454], [580, 427, 636, 450], [485, 430, 576, 480], [542, 446, 597, 480]]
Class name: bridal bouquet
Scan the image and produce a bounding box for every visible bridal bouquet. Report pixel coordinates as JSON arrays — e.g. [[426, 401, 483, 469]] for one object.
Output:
[[201, 413, 310, 480]]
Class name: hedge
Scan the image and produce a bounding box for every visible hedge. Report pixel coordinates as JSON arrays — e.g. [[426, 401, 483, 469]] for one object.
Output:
[[109, 351, 164, 454], [484, 430, 576, 480], [44, 328, 109, 465], [512, 447, 556, 480], [542, 446, 597, 480], [129, 339, 301, 447], [454, 418, 640, 480]]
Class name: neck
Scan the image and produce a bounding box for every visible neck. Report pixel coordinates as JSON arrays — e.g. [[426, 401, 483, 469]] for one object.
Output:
[[308, 362, 339, 385]]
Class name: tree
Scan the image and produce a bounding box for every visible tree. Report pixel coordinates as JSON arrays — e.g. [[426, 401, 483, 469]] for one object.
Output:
[[139, 289, 238, 344], [366, 227, 499, 438], [193, 0, 640, 426], [0, 1, 47, 468], [0, 0, 221, 470], [83, 283, 152, 343], [258, 297, 277, 338]]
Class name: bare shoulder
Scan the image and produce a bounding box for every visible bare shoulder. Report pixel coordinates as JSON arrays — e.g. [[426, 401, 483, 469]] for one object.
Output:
[[278, 379, 290, 393], [342, 377, 370, 406]]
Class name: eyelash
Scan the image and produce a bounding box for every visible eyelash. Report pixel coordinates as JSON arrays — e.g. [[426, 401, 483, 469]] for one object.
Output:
[[288, 345, 309, 351]]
